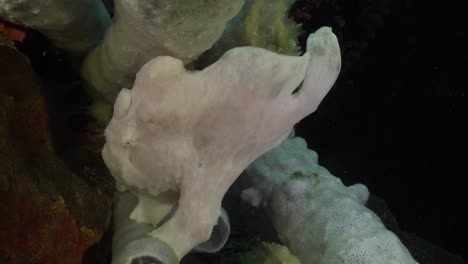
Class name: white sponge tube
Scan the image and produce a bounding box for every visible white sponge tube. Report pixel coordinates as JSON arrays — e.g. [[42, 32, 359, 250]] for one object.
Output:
[[242, 137, 419, 264], [81, 0, 244, 104], [0, 0, 110, 53]]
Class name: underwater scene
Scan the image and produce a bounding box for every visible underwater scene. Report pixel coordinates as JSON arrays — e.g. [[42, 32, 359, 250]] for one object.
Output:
[[0, 0, 466, 263]]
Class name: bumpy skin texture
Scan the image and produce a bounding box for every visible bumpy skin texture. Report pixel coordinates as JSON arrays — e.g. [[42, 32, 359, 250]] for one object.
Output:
[[102, 27, 341, 259], [241, 137, 418, 264], [0, 0, 110, 53], [81, 0, 244, 105]]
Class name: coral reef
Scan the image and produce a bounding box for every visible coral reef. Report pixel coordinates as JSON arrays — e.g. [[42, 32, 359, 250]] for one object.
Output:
[[0, 1, 437, 263], [0, 42, 111, 264], [0, 167, 100, 264]]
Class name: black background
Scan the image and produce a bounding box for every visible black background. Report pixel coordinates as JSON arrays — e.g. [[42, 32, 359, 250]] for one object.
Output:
[[295, 0, 468, 260]]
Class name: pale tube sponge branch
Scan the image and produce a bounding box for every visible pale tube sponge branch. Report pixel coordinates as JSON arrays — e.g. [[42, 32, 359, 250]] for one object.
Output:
[[0, 0, 245, 122], [102, 27, 341, 261], [0, 0, 110, 54], [81, 0, 244, 106]]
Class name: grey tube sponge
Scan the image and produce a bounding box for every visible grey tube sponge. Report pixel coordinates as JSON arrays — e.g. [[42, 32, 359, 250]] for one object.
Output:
[[0, 0, 110, 53], [81, 0, 244, 105], [241, 137, 418, 264]]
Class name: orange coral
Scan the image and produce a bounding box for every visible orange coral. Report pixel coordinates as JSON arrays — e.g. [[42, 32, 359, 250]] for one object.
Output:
[[0, 177, 100, 264], [0, 22, 26, 42]]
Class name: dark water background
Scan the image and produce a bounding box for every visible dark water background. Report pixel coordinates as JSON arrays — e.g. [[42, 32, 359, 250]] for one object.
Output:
[[295, 0, 468, 260]]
